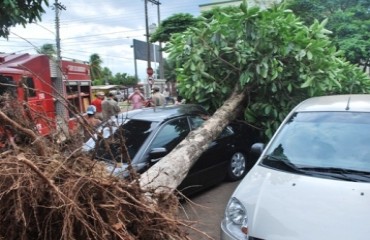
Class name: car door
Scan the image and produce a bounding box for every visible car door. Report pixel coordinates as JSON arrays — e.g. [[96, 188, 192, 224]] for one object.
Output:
[[180, 116, 233, 191]]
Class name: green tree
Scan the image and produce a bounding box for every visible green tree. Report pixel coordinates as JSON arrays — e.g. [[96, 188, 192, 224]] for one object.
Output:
[[150, 13, 199, 85], [150, 13, 198, 43], [140, 2, 370, 193], [112, 73, 138, 86], [37, 43, 56, 59], [102, 67, 113, 84], [163, 59, 177, 83], [167, 3, 370, 138], [286, 0, 370, 71], [0, 0, 49, 38], [89, 53, 103, 81]]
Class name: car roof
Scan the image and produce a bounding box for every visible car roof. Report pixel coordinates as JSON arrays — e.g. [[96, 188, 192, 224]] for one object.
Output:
[[295, 94, 370, 112], [116, 104, 208, 122]]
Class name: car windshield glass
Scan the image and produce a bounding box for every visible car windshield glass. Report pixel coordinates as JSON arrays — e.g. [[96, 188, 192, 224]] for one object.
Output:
[[121, 120, 158, 159], [97, 119, 158, 162], [262, 112, 370, 179]]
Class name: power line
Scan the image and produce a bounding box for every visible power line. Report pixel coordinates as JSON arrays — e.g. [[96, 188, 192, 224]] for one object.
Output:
[[2, 1, 206, 76]]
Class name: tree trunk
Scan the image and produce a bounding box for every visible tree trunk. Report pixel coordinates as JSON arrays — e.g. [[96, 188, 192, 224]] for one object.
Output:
[[139, 86, 247, 194]]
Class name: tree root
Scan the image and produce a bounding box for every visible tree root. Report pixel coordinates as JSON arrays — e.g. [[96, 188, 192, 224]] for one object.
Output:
[[0, 102, 209, 240]]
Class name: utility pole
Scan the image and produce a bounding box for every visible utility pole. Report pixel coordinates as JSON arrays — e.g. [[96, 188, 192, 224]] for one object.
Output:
[[155, 2, 164, 80], [54, 0, 68, 137], [144, 0, 153, 92], [145, 0, 162, 92], [147, 0, 163, 79], [144, 0, 151, 71]]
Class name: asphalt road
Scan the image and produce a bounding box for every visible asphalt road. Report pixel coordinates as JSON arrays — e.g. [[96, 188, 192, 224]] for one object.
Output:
[[178, 180, 241, 240]]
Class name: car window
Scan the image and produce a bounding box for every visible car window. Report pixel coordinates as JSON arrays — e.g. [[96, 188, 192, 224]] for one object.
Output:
[[219, 126, 234, 138], [189, 115, 233, 138], [264, 112, 370, 173], [96, 119, 157, 162], [150, 117, 191, 151], [189, 116, 205, 130], [121, 120, 157, 158]]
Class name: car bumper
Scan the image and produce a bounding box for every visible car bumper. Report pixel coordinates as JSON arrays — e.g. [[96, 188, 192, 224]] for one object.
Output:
[[221, 219, 244, 240]]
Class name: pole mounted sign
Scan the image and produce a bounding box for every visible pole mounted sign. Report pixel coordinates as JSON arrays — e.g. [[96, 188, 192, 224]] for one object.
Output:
[[147, 67, 154, 76]]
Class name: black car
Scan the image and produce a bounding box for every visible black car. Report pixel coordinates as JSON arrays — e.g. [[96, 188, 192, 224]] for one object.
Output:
[[83, 104, 260, 196]]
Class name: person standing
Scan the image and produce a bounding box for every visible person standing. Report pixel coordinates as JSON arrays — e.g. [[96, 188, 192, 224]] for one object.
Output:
[[151, 87, 165, 107], [91, 92, 105, 120], [128, 87, 145, 109], [84, 105, 102, 140], [162, 87, 172, 105], [102, 93, 121, 121]]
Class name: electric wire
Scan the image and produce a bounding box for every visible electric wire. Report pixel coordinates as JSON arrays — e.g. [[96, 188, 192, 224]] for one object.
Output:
[[1, 0, 210, 76]]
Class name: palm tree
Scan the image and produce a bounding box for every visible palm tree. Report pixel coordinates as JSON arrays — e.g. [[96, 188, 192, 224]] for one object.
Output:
[[37, 43, 56, 59], [89, 53, 103, 81]]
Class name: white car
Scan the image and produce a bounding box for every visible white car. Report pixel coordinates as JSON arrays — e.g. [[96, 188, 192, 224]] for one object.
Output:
[[221, 94, 370, 240]]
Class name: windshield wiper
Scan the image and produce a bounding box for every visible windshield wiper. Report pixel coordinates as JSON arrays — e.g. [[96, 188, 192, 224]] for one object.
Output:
[[299, 167, 370, 182], [262, 154, 306, 174]]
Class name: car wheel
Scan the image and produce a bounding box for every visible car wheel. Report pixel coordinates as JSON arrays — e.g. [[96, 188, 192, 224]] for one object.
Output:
[[226, 152, 248, 181]]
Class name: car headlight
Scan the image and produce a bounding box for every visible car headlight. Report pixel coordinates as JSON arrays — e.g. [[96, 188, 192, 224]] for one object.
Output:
[[224, 197, 249, 238]]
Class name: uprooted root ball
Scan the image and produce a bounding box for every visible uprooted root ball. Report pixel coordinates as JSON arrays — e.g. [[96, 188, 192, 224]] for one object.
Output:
[[0, 149, 190, 240], [0, 100, 195, 240]]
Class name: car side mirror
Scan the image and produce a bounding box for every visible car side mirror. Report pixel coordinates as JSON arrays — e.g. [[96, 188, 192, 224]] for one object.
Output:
[[149, 147, 168, 163], [250, 143, 265, 158]]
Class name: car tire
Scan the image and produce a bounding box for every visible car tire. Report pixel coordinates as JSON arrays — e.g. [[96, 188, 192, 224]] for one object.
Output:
[[226, 151, 248, 181]]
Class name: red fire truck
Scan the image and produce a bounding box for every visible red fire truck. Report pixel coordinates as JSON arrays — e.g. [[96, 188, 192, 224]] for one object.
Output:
[[0, 53, 92, 136]]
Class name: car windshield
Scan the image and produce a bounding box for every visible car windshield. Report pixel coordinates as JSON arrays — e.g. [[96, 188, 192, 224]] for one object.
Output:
[[96, 119, 158, 163], [262, 112, 370, 181]]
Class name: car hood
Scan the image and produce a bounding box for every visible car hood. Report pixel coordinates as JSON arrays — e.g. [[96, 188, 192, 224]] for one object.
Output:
[[233, 165, 370, 240]]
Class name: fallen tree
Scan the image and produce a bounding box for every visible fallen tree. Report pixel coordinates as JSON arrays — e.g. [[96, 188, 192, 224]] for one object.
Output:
[[140, 84, 249, 193], [141, 1, 370, 193]]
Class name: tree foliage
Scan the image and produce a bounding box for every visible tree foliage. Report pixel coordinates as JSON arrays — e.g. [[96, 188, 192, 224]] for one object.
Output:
[[149, 13, 200, 84], [286, 0, 370, 71], [111, 73, 138, 86], [150, 13, 199, 43], [0, 0, 49, 38], [89, 53, 103, 81], [163, 59, 177, 83], [37, 43, 56, 59], [167, 2, 370, 139]]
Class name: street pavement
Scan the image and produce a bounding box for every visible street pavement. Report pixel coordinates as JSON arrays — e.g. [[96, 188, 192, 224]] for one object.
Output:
[[179, 180, 241, 240]]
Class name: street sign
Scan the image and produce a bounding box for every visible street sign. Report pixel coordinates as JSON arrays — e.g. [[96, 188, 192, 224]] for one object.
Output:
[[147, 67, 154, 76]]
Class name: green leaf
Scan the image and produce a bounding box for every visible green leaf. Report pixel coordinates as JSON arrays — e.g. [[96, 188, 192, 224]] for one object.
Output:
[[239, 71, 250, 85], [307, 51, 312, 60], [264, 105, 271, 115], [301, 78, 312, 88], [287, 83, 292, 92], [271, 83, 277, 92]]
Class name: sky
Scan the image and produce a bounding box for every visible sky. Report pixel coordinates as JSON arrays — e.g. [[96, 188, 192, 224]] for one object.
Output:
[[0, 0, 217, 82]]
